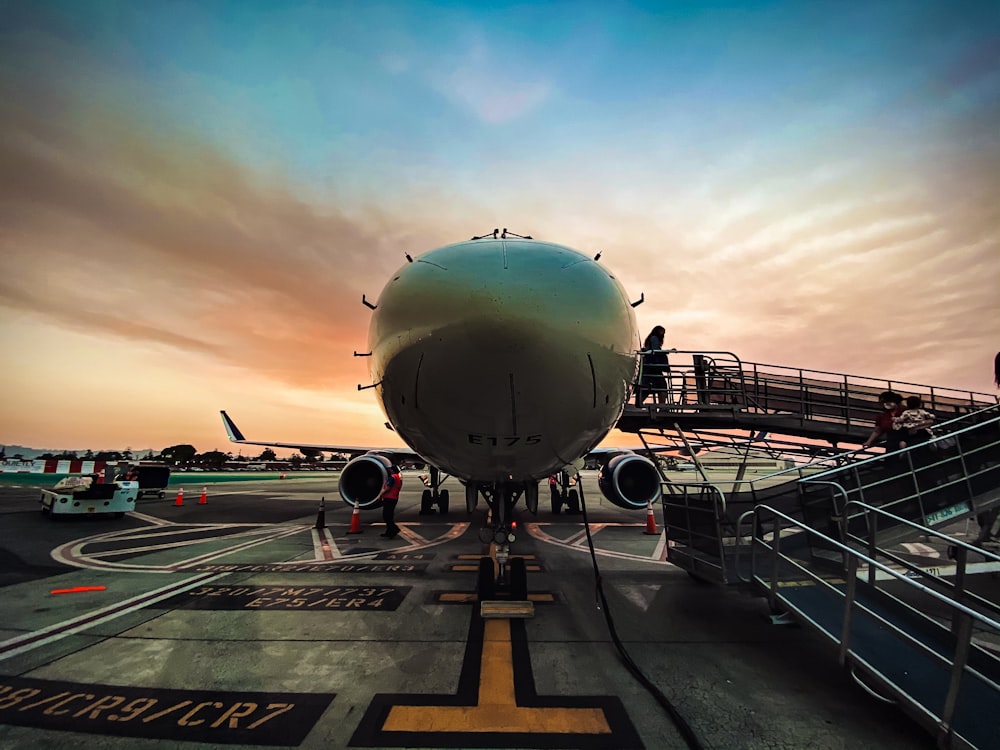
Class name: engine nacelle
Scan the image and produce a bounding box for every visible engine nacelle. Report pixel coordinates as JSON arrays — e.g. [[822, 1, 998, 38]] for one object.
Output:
[[597, 452, 661, 510], [338, 452, 392, 509]]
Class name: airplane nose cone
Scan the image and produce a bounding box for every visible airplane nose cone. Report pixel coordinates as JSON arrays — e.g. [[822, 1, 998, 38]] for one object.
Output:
[[367, 238, 638, 479]]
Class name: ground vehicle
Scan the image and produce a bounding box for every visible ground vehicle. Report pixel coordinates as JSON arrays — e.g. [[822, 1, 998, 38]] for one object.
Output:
[[132, 464, 171, 498], [40, 478, 139, 518]]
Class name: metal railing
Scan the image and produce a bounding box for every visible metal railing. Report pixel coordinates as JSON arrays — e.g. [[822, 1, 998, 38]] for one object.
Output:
[[657, 404, 1000, 583], [633, 351, 998, 435], [745, 503, 1000, 750], [842, 501, 1000, 627], [799, 406, 1000, 541]]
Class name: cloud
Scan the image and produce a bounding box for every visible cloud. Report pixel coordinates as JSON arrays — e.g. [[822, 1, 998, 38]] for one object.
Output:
[[0, 69, 414, 393], [426, 37, 551, 123]]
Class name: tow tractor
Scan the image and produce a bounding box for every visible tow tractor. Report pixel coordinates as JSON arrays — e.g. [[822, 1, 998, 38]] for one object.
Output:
[[40, 476, 139, 519]]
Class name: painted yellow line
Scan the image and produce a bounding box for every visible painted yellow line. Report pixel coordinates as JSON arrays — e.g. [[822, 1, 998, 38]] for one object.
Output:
[[439, 592, 476, 603], [383, 619, 611, 734]]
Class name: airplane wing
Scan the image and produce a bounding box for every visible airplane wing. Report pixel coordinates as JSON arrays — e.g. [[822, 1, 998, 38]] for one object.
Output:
[[220, 411, 424, 465]]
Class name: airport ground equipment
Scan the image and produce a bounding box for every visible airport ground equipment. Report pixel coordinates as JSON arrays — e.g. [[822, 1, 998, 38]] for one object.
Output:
[[743, 503, 1000, 750], [658, 404, 1000, 584], [133, 464, 170, 498], [39, 478, 139, 518], [619, 350, 998, 447], [648, 404, 1000, 748]]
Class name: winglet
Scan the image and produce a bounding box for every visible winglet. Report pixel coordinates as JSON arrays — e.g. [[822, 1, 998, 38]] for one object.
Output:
[[220, 411, 247, 442]]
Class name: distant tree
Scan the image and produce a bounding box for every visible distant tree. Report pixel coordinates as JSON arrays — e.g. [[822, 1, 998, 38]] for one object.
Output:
[[54, 451, 78, 460], [258, 448, 277, 461], [143, 450, 155, 460], [123, 448, 133, 461], [289, 453, 303, 468], [84, 449, 94, 459], [95, 450, 122, 462], [197, 450, 230, 469], [39, 453, 54, 460], [160, 444, 197, 465]]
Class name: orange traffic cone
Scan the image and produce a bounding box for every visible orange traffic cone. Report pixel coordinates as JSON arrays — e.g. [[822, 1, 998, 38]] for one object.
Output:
[[347, 500, 362, 534], [198, 486, 207, 505], [643, 500, 658, 535], [174, 487, 185, 507]]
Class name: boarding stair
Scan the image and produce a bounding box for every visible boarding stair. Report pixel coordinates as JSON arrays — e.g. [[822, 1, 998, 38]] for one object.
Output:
[[654, 405, 1000, 749], [743, 503, 1000, 750], [658, 404, 1000, 583], [617, 351, 998, 446]]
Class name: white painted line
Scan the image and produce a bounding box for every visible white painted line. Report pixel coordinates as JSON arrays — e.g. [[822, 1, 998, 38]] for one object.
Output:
[[0, 572, 226, 661], [900, 542, 940, 558]]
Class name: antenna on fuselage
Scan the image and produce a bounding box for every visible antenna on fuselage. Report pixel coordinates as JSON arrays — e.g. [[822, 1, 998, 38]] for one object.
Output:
[[500, 228, 533, 239], [630, 293, 645, 308], [405, 253, 413, 262], [362, 294, 377, 310], [471, 228, 499, 240], [594, 251, 602, 260]]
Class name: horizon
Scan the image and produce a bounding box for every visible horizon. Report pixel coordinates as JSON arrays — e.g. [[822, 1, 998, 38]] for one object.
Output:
[[2, 1, 998, 452]]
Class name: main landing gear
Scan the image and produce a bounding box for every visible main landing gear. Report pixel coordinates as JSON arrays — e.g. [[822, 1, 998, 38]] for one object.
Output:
[[549, 470, 580, 515], [418, 466, 449, 515]]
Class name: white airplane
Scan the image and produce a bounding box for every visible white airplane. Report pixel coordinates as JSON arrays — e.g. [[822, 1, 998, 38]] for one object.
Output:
[[221, 231, 662, 591]]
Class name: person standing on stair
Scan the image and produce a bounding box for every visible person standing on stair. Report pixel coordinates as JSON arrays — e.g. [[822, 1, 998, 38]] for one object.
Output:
[[862, 391, 905, 451], [893, 395, 936, 450], [637, 326, 676, 406]]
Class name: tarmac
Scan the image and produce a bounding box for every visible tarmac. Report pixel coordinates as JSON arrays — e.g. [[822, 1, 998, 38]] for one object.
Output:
[[0, 472, 939, 749]]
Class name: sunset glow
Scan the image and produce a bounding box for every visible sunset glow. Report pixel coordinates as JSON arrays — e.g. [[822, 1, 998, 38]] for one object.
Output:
[[2, 1, 998, 455]]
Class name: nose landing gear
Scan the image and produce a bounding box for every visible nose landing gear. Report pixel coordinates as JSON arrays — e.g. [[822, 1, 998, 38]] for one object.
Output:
[[472, 481, 534, 617]]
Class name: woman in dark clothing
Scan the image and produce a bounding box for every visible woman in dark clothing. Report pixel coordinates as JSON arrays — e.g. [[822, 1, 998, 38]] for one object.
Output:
[[637, 326, 669, 406]]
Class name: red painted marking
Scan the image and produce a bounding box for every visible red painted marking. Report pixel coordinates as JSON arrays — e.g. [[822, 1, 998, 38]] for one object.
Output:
[[50, 586, 107, 595], [318, 528, 334, 561]]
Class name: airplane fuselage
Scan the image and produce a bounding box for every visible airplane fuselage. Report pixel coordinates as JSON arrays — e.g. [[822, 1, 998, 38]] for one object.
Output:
[[368, 238, 639, 482]]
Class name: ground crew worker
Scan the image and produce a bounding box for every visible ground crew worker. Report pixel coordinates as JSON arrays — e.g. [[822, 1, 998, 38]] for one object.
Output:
[[376, 465, 402, 538]]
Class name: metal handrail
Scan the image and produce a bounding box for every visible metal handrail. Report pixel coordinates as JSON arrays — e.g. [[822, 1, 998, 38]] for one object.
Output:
[[660, 480, 731, 582], [843, 501, 1000, 565], [631, 351, 999, 415], [747, 503, 1000, 748], [841, 501, 1000, 625], [805, 405, 1000, 482], [796, 408, 1000, 537]]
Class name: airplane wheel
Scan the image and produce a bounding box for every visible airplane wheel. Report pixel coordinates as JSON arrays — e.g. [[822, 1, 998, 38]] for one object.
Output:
[[509, 556, 527, 601], [567, 489, 580, 513], [477, 557, 495, 601], [466, 483, 478, 513], [420, 489, 434, 514], [438, 489, 449, 515]]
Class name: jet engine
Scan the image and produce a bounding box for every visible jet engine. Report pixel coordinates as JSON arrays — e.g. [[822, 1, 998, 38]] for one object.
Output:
[[338, 452, 392, 508], [597, 452, 661, 510]]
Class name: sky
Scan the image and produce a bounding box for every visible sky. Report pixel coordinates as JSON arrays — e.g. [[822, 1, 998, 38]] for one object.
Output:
[[1, 0, 998, 456]]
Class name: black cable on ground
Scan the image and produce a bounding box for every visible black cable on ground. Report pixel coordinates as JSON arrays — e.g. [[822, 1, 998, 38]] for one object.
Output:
[[576, 474, 705, 750]]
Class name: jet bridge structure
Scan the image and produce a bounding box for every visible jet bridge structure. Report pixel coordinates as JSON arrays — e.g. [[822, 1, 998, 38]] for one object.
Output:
[[615, 353, 1000, 749]]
